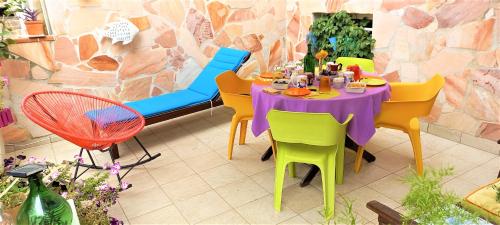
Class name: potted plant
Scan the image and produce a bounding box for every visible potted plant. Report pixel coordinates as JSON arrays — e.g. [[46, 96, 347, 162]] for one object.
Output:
[[21, 7, 43, 36], [0, 0, 25, 17]]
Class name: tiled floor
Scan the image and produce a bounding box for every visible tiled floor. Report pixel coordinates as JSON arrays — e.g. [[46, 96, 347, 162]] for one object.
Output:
[[9, 107, 499, 224]]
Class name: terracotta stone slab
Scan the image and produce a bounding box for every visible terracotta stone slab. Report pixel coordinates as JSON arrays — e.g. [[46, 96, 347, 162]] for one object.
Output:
[[1, 125, 30, 143], [207, 1, 229, 33], [0, 59, 30, 78], [128, 16, 151, 31], [402, 7, 434, 29], [119, 48, 168, 79], [478, 122, 500, 141], [154, 70, 175, 92], [268, 39, 282, 70], [49, 66, 116, 87], [435, 0, 489, 28], [87, 55, 119, 71], [228, 9, 256, 22], [157, 0, 185, 28], [119, 77, 152, 101], [186, 8, 214, 45], [381, 0, 425, 11], [79, 34, 98, 60], [447, 18, 495, 51], [54, 37, 79, 65], [155, 29, 177, 48]]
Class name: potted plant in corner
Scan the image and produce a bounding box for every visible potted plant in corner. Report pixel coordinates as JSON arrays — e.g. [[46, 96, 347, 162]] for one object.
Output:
[[21, 7, 43, 36]]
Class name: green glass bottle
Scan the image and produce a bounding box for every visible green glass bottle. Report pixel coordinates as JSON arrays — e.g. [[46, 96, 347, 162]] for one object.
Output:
[[303, 42, 316, 73], [8, 164, 72, 225]]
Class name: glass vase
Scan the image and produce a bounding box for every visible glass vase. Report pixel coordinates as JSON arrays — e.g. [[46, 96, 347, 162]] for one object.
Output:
[[16, 174, 72, 225]]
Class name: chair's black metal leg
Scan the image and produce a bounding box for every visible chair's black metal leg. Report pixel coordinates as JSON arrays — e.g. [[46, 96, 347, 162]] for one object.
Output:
[[86, 149, 97, 167], [110, 144, 120, 160], [73, 148, 84, 181], [134, 136, 153, 157], [261, 147, 273, 161], [300, 165, 320, 187]]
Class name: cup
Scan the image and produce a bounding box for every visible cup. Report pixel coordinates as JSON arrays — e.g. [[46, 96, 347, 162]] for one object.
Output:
[[291, 75, 308, 88], [344, 71, 354, 83], [319, 75, 331, 93], [333, 77, 345, 89], [305, 72, 314, 86]]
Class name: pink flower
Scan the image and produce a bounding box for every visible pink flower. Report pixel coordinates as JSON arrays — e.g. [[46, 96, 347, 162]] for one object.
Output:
[[73, 155, 84, 164], [110, 162, 121, 175], [120, 181, 129, 190], [28, 156, 37, 163], [99, 184, 110, 191], [103, 162, 111, 170], [61, 192, 68, 198]]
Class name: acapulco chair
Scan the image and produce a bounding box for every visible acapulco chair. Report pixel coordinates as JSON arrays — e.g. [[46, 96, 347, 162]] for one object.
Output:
[[22, 91, 161, 187]]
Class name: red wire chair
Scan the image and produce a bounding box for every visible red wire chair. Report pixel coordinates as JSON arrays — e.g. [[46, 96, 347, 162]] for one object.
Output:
[[22, 91, 161, 186]]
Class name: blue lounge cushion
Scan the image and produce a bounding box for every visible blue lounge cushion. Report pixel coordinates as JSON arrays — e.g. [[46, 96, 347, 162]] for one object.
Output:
[[188, 48, 250, 98], [125, 90, 210, 118], [85, 106, 139, 128], [127, 47, 250, 118]]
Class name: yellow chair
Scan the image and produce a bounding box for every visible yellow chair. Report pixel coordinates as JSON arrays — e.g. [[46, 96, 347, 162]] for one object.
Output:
[[215, 71, 254, 160], [336, 57, 375, 73], [354, 75, 445, 175]]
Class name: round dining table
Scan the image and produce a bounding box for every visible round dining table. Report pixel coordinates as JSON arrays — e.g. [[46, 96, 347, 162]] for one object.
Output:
[[251, 80, 391, 184]]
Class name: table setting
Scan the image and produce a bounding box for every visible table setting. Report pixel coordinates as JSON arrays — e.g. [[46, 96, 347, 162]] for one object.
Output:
[[251, 59, 391, 185]]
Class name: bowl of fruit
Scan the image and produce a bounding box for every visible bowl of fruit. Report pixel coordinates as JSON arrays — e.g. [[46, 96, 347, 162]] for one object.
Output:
[[272, 79, 290, 90], [345, 82, 367, 93]]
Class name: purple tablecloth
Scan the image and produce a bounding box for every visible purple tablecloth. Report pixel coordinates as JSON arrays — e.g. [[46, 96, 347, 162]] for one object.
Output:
[[251, 84, 391, 146]]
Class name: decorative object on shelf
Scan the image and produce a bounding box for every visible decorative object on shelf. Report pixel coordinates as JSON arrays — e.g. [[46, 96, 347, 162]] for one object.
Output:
[[0, 77, 13, 175], [7, 164, 73, 224], [21, 7, 44, 36], [0, 156, 126, 224], [310, 11, 375, 61], [98, 19, 139, 45]]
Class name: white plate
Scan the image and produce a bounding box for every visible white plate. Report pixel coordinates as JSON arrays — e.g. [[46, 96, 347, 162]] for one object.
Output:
[[345, 87, 366, 93]]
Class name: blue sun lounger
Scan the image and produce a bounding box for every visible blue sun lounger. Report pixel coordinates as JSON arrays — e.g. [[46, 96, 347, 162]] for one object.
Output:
[[126, 47, 251, 125]]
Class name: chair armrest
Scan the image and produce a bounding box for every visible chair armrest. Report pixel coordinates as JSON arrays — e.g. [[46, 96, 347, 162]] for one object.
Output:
[[366, 201, 417, 225]]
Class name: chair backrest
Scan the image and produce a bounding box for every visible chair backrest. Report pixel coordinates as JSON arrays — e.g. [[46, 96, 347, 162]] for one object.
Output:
[[336, 57, 375, 73], [267, 109, 353, 147], [188, 48, 250, 99], [215, 70, 248, 95]]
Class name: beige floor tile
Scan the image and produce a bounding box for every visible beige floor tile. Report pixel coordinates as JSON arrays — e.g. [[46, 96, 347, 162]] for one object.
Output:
[[199, 164, 247, 188], [161, 175, 212, 201], [236, 195, 297, 224], [459, 157, 499, 186], [420, 134, 458, 152], [184, 151, 228, 173], [368, 131, 407, 149], [175, 191, 231, 223], [389, 140, 441, 160], [129, 205, 187, 224], [442, 177, 479, 198], [229, 146, 275, 176], [279, 215, 310, 225], [443, 144, 497, 165], [344, 186, 399, 221], [281, 184, 324, 213], [108, 203, 129, 224], [119, 186, 171, 219], [372, 149, 414, 173], [16, 144, 56, 163], [215, 177, 268, 207], [299, 203, 369, 225], [250, 168, 300, 193], [170, 138, 213, 160], [121, 170, 159, 192], [367, 174, 409, 204], [149, 161, 195, 185], [197, 209, 248, 224], [142, 149, 182, 170], [423, 152, 478, 181]]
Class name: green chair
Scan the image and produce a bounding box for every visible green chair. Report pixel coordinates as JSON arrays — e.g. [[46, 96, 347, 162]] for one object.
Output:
[[336, 57, 375, 73], [267, 109, 353, 220]]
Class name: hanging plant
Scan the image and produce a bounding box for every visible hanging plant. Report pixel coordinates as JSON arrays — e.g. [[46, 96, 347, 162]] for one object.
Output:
[[310, 11, 375, 61]]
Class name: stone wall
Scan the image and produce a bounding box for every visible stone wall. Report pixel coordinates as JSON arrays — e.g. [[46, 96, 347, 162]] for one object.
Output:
[[2, 0, 499, 154]]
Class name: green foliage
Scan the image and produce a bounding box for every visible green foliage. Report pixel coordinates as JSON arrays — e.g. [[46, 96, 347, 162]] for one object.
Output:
[[310, 11, 375, 61], [402, 167, 480, 225], [0, 19, 15, 59], [493, 184, 500, 203], [334, 195, 357, 225], [0, 0, 26, 16]]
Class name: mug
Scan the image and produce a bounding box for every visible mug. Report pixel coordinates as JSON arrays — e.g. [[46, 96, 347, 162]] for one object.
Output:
[[291, 75, 308, 88]]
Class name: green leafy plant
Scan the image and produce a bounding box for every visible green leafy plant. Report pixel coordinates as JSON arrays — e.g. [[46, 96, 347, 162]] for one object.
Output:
[[493, 184, 500, 203], [0, 0, 26, 16], [316, 195, 358, 225], [0, 19, 15, 59], [402, 167, 480, 225], [310, 11, 375, 60]]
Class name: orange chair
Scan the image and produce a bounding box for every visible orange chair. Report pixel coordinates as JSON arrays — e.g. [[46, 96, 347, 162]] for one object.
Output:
[[215, 71, 254, 160], [354, 75, 445, 175]]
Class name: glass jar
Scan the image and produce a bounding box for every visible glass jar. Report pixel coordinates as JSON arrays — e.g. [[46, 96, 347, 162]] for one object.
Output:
[[319, 75, 331, 93], [16, 174, 72, 225]]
